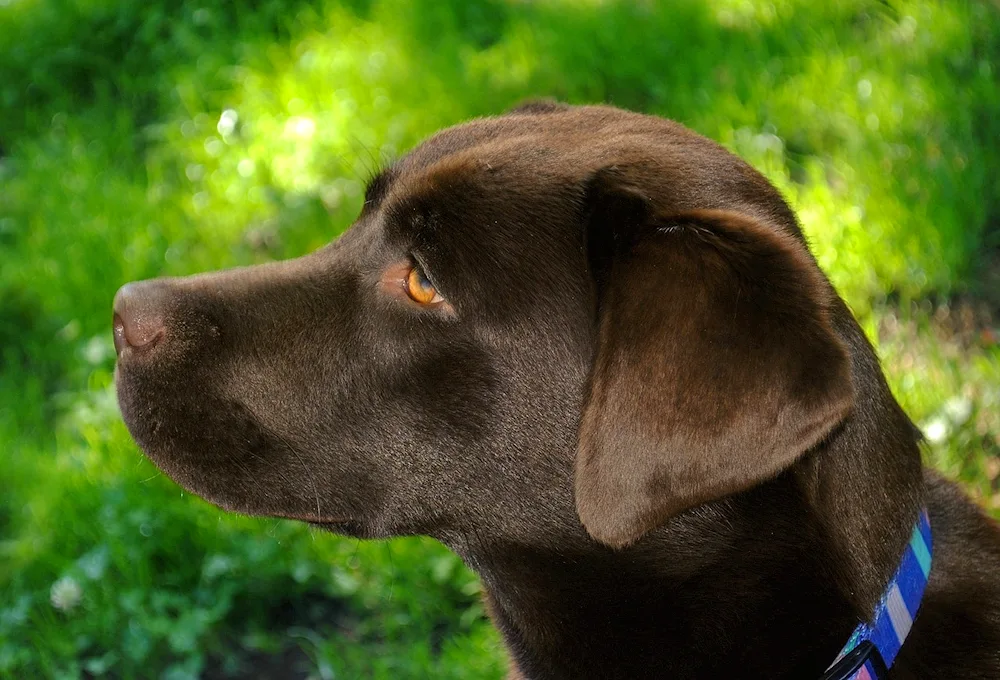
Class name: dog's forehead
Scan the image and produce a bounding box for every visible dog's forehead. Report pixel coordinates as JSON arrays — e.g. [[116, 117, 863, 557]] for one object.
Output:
[[395, 106, 687, 179], [370, 106, 692, 234], [364, 105, 800, 250]]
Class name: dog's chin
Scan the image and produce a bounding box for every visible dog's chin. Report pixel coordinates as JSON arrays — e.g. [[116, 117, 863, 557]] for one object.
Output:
[[131, 442, 260, 515], [134, 443, 362, 529]]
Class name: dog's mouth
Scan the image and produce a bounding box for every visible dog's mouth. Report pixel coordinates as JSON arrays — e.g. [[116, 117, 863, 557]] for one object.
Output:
[[307, 519, 383, 539], [116, 353, 385, 535]]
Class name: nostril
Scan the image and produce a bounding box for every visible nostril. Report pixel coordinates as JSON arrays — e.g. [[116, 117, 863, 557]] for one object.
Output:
[[113, 281, 169, 356], [113, 312, 128, 355]]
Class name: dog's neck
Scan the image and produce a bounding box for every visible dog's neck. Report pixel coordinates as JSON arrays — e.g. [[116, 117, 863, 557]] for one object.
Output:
[[444, 443, 923, 677], [440, 311, 925, 679], [444, 475, 858, 678]]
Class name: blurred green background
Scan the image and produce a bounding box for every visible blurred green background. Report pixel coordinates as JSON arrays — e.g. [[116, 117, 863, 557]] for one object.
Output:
[[1, 0, 998, 677]]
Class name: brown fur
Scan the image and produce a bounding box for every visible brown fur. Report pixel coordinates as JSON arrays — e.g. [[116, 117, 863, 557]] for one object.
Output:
[[114, 104, 1000, 678]]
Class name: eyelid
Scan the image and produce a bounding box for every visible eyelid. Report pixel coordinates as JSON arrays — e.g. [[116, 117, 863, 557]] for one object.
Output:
[[410, 251, 441, 293]]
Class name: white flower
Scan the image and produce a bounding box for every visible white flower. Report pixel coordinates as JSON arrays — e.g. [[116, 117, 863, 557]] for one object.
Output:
[[50, 576, 82, 612]]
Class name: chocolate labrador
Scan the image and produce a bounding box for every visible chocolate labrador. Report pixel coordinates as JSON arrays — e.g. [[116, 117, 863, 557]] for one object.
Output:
[[113, 103, 1000, 679]]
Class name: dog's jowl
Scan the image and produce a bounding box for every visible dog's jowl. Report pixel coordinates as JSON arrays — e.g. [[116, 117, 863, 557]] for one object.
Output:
[[114, 104, 1000, 679]]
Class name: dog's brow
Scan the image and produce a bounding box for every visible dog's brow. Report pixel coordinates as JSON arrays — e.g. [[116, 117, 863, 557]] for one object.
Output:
[[364, 167, 397, 210]]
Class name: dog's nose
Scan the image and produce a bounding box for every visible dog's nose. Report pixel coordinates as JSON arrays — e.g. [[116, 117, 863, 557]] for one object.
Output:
[[113, 281, 169, 355]]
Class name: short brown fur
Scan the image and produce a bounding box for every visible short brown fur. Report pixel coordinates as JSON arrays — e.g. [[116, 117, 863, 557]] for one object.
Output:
[[114, 104, 1000, 679]]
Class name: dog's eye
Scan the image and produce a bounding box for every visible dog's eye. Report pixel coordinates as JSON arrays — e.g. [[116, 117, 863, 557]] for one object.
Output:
[[405, 265, 444, 305]]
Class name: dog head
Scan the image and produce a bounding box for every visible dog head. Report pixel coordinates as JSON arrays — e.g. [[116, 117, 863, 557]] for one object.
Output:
[[114, 103, 854, 547]]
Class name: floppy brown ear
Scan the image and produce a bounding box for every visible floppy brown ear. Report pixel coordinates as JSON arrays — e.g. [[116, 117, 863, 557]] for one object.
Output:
[[575, 202, 855, 549]]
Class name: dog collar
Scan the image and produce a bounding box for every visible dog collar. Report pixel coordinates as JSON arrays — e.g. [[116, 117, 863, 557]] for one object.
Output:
[[821, 509, 932, 680]]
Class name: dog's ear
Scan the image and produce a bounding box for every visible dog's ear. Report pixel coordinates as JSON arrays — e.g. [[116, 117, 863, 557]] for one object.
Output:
[[575, 174, 855, 548]]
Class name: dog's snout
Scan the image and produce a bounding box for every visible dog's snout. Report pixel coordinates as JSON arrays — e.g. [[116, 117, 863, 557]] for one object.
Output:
[[113, 281, 169, 355]]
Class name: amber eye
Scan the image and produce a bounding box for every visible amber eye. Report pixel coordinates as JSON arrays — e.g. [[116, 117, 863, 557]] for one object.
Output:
[[405, 265, 444, 305]]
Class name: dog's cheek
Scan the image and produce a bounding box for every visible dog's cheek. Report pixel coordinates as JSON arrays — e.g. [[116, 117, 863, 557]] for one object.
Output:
[[312, 343, 501, 524], [392, 346, 498, 445]]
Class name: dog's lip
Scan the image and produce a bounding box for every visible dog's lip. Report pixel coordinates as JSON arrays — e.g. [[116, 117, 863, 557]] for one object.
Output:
[[307, 520, 352, 529], [274, 513, 357, 533], [270, 511, 350, 525], [306, 519, 371, 538]]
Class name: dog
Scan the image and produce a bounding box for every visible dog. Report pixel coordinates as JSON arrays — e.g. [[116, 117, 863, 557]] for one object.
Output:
[[113, 102, 1000, 678]]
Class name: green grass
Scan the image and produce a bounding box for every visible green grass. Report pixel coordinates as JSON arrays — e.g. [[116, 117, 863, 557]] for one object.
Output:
[[1, 0, 998, 677]]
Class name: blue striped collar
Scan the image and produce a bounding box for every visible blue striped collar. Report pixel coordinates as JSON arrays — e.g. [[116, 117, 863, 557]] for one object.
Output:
[[822, 509, 933, 680]]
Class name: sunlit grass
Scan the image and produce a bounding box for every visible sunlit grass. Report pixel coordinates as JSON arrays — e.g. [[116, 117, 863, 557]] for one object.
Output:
[[1, 0, 998, 677]]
